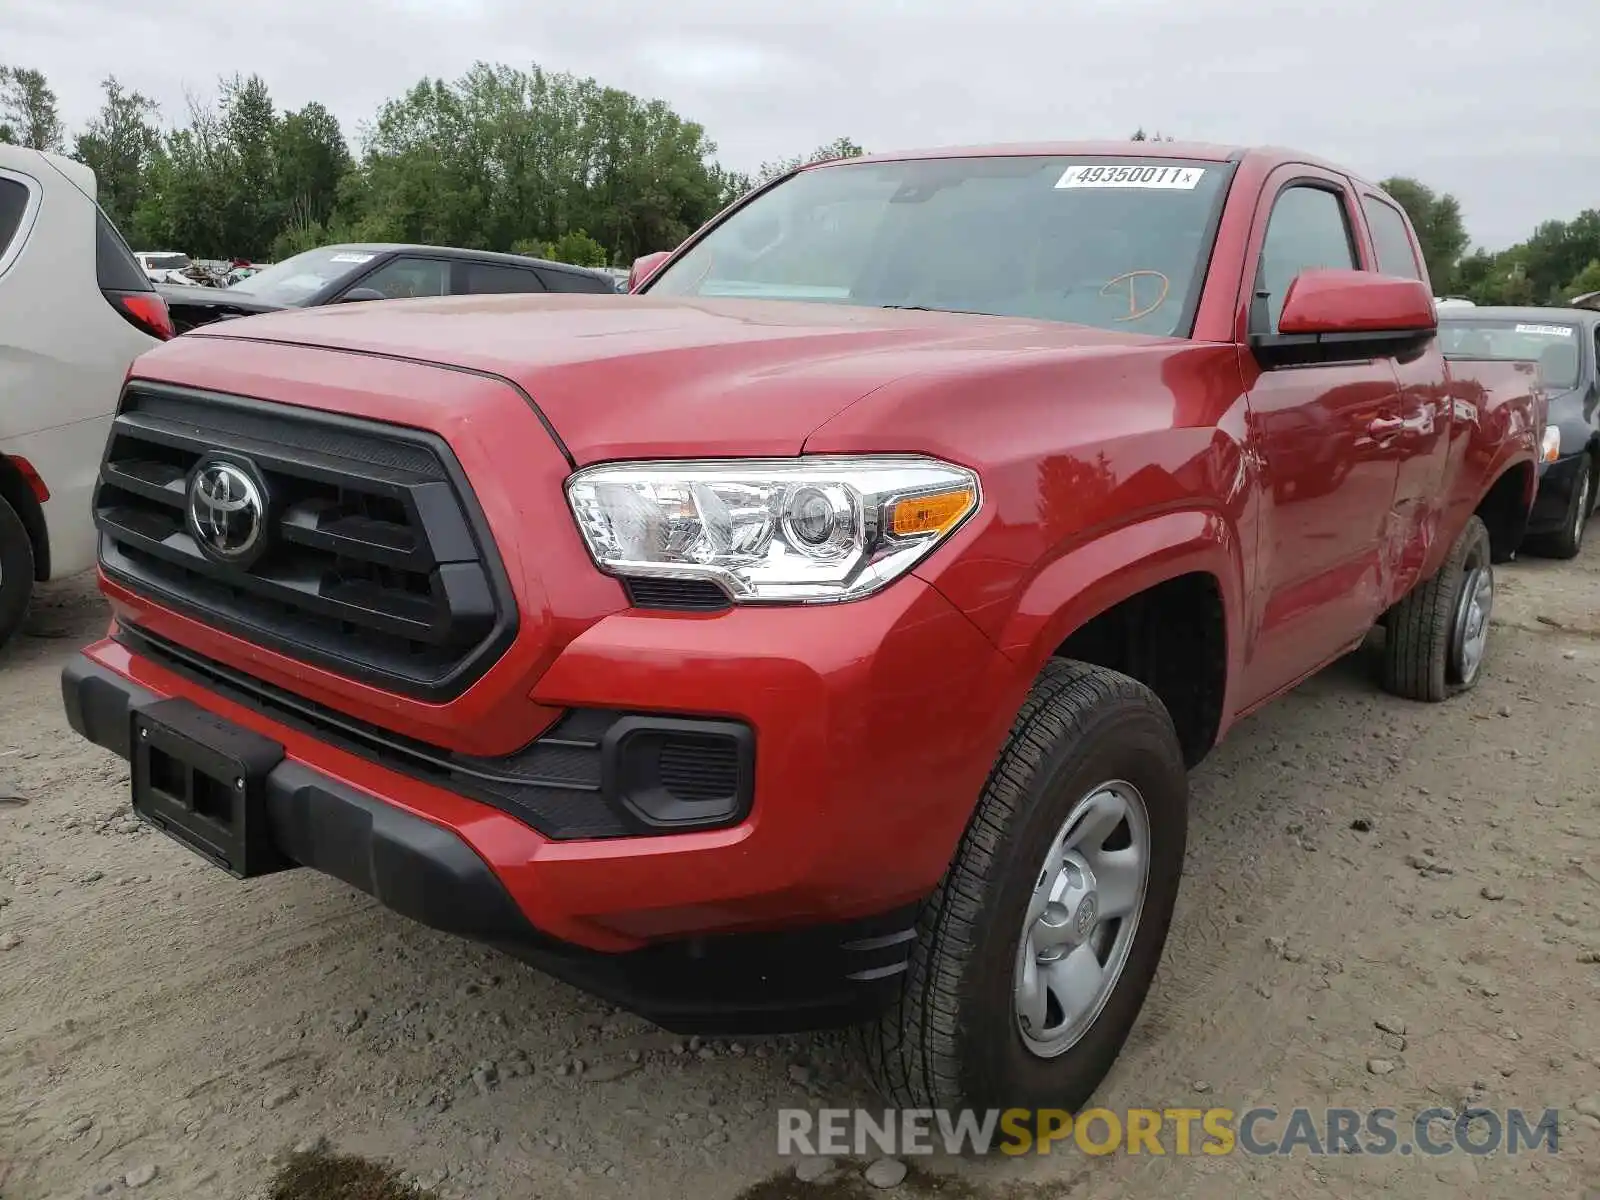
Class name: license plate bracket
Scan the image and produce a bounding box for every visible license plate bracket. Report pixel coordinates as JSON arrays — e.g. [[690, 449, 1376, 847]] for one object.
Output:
[[130, 698, 290, 879]]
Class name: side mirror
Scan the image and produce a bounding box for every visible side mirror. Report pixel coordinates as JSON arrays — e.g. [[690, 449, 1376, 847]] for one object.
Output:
[[337, 287, 388, 304], [1252, 269, 1437, 369], [628, 251, 673, 293]]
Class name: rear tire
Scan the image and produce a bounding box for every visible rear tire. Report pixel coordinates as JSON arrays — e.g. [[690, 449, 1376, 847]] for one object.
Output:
[[0, 494, 35, 651], [862, 660, 1188, 1111], [1380, 514, 1493, 702], [1530, 453, 1594, 561]]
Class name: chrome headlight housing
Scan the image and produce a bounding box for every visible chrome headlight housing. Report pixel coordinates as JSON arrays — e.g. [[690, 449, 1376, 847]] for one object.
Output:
[[565, 455, 981, 603]]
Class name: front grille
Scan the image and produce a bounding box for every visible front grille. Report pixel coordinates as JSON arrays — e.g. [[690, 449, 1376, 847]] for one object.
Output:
[[94, 384, 516, 701]]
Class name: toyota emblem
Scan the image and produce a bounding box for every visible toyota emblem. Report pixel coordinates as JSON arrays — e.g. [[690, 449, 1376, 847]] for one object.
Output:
[[187, 460, 267, 564]]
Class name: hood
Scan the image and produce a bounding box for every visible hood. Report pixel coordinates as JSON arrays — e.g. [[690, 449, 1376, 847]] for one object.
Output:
[[158, 281, 286, 311], [188, 293, 1168, 462]]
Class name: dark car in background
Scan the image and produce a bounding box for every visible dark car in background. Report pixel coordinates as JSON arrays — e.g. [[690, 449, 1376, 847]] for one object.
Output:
[[159, 243, 618, 333], [1440, 307, 1600, 557]]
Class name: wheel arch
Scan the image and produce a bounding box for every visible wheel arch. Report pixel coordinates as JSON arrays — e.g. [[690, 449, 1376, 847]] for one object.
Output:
[[0, 453, 50, 582], [996, 509, 1244, 767], [1473, 458, 1535, 563]]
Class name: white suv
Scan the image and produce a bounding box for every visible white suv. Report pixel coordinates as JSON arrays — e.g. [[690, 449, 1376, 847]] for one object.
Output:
[[0, 146, 173, 648]]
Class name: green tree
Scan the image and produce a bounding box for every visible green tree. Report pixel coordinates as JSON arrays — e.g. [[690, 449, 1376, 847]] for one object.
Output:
[[1513, 211, 1600, 303], [1564, 258, 1600, 303], [219, 74, 282, 258], [754, 136, 865, 185], [354, 63, 724, 264], [275, 102, 351, 231], [1378, 176, 1469, 292], [517, 229, 607, 266], [72, 77, 162, 229], [0, 65, 65, 151], [711, 165, 755, 209], [135, 93, 237, 256]]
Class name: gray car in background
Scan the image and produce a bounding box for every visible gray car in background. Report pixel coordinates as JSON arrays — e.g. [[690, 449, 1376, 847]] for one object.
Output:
[[159, 243, 618, 333], [1440, 306, 1600, 557]]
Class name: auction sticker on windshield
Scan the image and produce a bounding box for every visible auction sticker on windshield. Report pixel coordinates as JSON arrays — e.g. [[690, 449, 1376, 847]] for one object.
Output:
[[330, 253, 375, 264], [1056, 164, 1206, 190], [1515, 324, 1573, 337]]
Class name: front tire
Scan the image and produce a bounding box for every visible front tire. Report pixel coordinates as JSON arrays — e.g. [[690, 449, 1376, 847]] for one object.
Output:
[[1531, 453, 1594, 561], [0, 494, 36, 651], [863, 660, 1188, 1111], [1380, 514, 1493, 702]]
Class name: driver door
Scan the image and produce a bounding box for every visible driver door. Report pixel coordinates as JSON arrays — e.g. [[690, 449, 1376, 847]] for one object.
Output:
[[340, 256, 450, 301], [1239, 169, 1404, 706]]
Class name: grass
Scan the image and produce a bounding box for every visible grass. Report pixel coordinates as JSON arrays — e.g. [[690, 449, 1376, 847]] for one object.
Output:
[[265, 1146, 436, 1200]]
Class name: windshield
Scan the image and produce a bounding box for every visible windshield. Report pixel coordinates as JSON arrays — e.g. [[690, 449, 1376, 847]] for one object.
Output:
[[227, 247, 375, 305], [144, 253, 190, 270], [1439, 319, 1582, 390], [646, 155, 1233, 336]]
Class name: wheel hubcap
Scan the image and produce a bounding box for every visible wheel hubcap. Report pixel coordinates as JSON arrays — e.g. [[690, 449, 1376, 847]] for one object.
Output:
[[1452, 563, 1494, 685], [1014, 781, 1150, 1058], [1573, 471, 1591, 544]]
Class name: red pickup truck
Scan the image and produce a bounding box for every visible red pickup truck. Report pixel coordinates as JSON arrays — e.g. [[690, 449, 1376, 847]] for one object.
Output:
[[63, 142, 1542, 1113]]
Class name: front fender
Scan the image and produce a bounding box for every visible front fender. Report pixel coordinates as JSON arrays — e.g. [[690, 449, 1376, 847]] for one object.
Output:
[[991, 506, 1246, 689]]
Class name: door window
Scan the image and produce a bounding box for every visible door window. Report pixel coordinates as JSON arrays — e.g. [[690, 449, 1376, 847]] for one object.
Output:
[[456, 262, 547, 294], [1254, 185, 1359, 334], [353, 257, 449, 299]]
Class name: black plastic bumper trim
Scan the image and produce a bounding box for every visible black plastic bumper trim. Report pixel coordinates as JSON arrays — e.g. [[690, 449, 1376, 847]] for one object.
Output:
[[61, 655, 917, 1033], [115, 624, 754, 840]]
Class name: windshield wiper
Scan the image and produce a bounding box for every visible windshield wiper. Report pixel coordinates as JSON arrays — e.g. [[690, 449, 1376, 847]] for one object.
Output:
[[879, 304, 990, 316]]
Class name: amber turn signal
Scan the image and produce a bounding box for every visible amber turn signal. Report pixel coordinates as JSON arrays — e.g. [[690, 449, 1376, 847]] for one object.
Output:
[[888, 487, 977, 538]]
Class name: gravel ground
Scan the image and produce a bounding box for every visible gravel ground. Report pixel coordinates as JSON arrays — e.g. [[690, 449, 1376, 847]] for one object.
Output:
[[1, 546, 1597, 1200]]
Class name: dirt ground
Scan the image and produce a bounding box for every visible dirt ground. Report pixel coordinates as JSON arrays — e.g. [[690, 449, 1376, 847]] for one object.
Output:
[[1, 546, 1597, 1200]]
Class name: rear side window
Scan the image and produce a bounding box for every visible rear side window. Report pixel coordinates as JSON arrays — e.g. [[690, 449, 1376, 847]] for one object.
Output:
[[1363, 197, 1423, 281], [95, 210, 154, 292], [540, 268, 612, 294], [0, 176, 32, 261], [458, 262, 547, 294]]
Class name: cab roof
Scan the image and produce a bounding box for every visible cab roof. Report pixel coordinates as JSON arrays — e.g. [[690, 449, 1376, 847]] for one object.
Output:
[[1438, 305, 1600, 327], [808, 142, 1382, 191]]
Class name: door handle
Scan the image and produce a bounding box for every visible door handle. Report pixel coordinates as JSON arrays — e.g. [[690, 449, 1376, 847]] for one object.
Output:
[[1368, 416, 1405, 437]]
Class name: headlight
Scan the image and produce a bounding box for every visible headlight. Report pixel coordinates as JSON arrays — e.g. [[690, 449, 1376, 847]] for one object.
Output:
[[565, 456, 980, 603], [1541, 425, 1562, 463]]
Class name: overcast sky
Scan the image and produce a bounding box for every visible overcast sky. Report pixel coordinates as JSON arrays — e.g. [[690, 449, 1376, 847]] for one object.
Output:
[[8, 0, 1596, 250]]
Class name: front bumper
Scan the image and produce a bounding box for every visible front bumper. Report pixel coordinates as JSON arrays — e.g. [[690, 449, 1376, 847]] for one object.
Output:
[[62, 577, 1020, 1029], [1528, 450, 1588, 533]]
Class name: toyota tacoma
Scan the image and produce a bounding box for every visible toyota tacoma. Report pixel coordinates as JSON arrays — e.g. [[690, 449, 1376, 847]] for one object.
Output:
[[62, 142, 1543, 1111]]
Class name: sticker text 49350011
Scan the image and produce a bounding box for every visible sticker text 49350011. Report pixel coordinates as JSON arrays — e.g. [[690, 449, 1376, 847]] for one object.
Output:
[[1056, 164, 1206, 190], [1514, 323, 1574, 337]]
